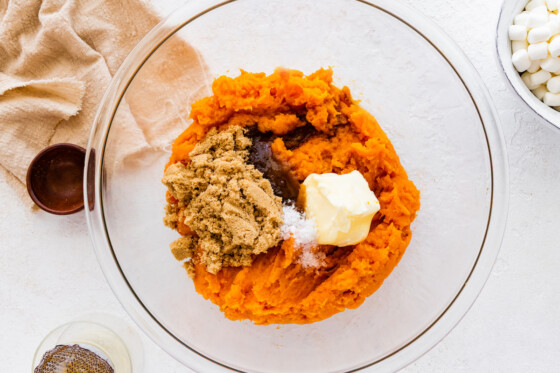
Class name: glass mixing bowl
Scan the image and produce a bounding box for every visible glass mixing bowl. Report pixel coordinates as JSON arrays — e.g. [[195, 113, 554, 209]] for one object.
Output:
[[85, 0, 509, 371]]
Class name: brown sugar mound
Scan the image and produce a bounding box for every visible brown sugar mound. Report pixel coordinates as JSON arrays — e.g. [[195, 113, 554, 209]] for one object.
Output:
[[162, 126, 283, 275], [166, 68, 420, 324]]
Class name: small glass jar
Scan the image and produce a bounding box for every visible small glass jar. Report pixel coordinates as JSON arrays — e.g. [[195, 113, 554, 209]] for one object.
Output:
[[32, 315, 143, 372]]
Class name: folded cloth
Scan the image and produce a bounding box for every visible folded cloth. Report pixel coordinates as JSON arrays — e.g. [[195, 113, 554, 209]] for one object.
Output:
[[0, 0, 209, 206]]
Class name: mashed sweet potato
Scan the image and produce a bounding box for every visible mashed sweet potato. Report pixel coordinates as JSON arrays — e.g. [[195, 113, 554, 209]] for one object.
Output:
[[168, 68, 420, 324]]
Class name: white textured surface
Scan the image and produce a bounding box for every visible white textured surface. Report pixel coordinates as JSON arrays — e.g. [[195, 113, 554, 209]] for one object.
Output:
[[1, 0, 559, 372]]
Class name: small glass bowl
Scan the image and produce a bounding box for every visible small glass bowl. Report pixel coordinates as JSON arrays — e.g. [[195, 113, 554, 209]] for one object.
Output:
[[31, 319, 138, 372], [496, 0, 560, 131], [85, 0, 509, 371]]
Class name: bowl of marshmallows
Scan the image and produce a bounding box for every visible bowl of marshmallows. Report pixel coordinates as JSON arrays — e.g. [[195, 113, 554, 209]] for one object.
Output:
[[497, 0, 560, 129]]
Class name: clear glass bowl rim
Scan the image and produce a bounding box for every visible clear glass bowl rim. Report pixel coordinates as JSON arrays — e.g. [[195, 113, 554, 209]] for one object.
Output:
[[84, 0, 510, 371]]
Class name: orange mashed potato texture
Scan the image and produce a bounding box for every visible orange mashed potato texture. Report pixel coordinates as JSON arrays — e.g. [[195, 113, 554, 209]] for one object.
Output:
[[168, 68, 420, 325]]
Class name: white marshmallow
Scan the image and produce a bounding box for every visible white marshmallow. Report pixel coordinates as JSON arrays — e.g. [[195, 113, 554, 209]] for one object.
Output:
[[522, 71, 542, 89], [527, 0, 546, 11], [549, 35, 560, 56], [509, 24, 528, 41], [544, 92, 560, 105], [530, 4, 549, 14], [527, 6, 550, 28], [528, 25, 552, 43], [515, 11, 531, 26], [530, 69, 552, 85], [512, 40, 529, 53], [547, 76, 560, 92], [528, 59, 542, 73], [547, 20, 560, 35], [541, 56, 560, 71], [528, 41, 549, 59], [546, 0, 559, 11], [515, 11, 530, 26], [532, 85, 549, 99], [513, 49, 532, 72]]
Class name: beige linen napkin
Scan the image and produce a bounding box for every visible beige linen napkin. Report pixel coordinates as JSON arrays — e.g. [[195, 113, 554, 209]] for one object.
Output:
[[0, 0, 209, 206]]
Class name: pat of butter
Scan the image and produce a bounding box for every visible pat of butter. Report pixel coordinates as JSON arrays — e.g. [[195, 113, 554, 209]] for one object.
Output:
[[302, 170, 380, 246]]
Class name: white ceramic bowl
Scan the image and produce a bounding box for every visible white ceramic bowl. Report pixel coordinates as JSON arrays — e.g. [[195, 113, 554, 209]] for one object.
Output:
[[497, 0, 560, 130]]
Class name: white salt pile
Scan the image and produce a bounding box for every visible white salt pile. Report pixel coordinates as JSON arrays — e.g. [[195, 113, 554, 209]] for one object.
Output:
[[280, 204, 317, 244], [281, 204, 324, 268]]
